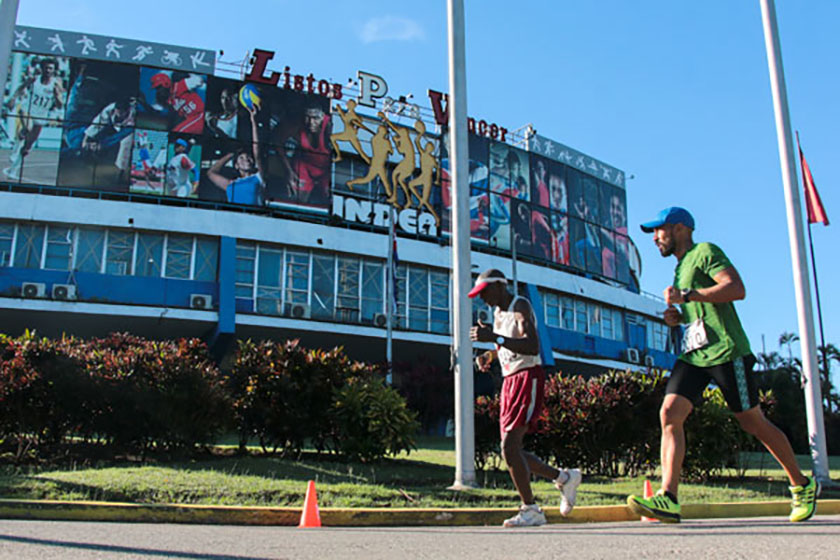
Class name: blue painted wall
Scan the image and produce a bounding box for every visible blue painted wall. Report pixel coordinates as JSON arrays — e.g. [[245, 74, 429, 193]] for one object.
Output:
[[0, 267, 218, 309]]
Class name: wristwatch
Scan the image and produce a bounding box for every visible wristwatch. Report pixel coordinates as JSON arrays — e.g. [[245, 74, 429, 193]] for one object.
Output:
[[680, 288, 693, 302], [496, 335, 505, 346]]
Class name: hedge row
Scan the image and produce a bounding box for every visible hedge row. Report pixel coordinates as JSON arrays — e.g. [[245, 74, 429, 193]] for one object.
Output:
[[475, 369, 775, 480], [0, 332, 418, 462]]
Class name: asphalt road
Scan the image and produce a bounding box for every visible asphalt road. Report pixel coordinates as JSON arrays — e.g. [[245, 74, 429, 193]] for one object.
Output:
[[1, 516, 838, 559]]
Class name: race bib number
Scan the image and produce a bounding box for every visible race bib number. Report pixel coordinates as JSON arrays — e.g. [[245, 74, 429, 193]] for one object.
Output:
[[682, 318, 709, 353]]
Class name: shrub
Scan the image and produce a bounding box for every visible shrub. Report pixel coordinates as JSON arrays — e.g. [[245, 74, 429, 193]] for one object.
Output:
[[0, 332, 228, 459], [326, 368, 420, 462]]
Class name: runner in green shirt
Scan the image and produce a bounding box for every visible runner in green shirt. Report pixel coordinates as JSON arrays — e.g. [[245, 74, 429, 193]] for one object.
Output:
[[626, 207, 818, 524]]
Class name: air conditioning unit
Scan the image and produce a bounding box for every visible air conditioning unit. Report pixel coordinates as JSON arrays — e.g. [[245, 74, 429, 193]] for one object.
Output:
[[52, 284, 77, 301], [373, 313, 388, 327], [289, 303, 311, 319], [644, 355, 656, 367], [624, 348, 641, 364], [190, 293, 213, 309], [477, 308, 491, 323], [21, 282, 47, 299]]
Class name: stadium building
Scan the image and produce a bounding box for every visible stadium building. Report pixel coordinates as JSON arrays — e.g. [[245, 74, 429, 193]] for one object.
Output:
[[0, 26, 676, 377]]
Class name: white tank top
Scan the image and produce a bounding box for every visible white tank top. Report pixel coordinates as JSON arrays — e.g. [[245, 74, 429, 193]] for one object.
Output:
[[494, 295, 542, 376], [29, 77, 58, 117]]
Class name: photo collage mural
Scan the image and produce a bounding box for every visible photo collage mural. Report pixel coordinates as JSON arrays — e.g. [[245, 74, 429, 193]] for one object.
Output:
[[2, 41, 629, 286]]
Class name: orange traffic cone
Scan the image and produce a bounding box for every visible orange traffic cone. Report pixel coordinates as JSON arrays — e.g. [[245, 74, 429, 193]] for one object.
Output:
[[641, 479, 658, 523], [298, 480, 321, 528]]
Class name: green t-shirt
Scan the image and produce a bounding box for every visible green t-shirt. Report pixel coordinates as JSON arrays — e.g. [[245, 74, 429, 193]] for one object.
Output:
[[674, 242, 751, 367]]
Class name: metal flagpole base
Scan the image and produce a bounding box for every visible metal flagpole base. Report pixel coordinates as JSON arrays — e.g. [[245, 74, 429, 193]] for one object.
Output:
[[447, 480, 479, 491]]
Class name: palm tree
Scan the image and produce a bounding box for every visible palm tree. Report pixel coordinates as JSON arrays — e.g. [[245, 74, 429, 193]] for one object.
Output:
[[756, 351, 782, 371], [779, 331, 799, 365], [817, 343, 840, 412]]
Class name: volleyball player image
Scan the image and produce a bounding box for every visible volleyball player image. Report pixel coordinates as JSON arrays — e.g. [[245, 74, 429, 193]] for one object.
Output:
[[2, 56, 67, 181], [207, 104, 265, 206]]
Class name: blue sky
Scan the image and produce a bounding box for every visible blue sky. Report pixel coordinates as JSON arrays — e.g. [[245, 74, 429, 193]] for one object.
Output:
[[13, 1, 840, 380]]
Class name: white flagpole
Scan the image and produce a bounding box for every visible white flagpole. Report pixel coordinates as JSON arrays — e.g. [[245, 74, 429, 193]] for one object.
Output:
[[758, 0, 831, 485], [447, 0, 476, 490], [0, 1, 21, 103], [386, 205, 395, 385]]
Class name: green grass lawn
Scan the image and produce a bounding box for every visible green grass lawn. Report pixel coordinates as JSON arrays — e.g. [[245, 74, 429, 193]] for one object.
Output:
[[1, 438, 838, 508]]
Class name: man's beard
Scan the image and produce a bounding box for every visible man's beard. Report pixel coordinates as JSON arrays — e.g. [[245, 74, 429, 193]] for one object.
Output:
[[657, 242, 674, 257]]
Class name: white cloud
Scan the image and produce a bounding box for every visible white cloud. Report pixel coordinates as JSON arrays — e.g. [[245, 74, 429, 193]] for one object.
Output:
[[359, 16, 425, 44]]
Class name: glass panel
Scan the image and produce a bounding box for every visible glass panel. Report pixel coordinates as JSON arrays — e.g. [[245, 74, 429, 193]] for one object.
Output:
[[575, 299, 588, 334], [0, 224, 14, 267], [336, 257, 360, 322], [613, 309, 624, 342], [544, 292, 559, 327], [602, 306, 613, 340], [14, 224, 45, 269], [429, 270, 449, 334], [109, 231, 136, 276], [562, 297, 575, 330], [44, 226, 73, 270], [235, 242, 256, 300], [76, 228, 105, 273], [256, 246, 283, 314], [408, 267, 428, 331], [394, 264, 407, 328], [165, 235, 192, 279], [134, 232, 162, 277], [361, 261, 383, 324], [588, 303, 601, 337], [284, 250, 309, 305], [311, 254, 335, 320], [194, 238, 218, 282]]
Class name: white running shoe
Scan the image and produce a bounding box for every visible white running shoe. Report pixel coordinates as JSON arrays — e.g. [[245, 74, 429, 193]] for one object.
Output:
[[555, 468, 582, 516], [3, 166, 20, 180], [502, 504, 547, 528]]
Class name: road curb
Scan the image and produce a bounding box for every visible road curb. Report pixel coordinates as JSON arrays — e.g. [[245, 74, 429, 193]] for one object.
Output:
[[1, 499, 839, 526]]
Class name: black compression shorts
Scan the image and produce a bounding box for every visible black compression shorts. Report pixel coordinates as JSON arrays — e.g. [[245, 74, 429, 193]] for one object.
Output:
[[666, 354, 758, 413]]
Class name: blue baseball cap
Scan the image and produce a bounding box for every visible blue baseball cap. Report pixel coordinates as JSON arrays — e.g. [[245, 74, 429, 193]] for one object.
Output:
[[175, 139, 189, 149], [640, 207, 695, 233]]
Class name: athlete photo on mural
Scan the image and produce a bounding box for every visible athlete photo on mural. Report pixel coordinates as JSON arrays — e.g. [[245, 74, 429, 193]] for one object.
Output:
[[1, 52, 69, 185]]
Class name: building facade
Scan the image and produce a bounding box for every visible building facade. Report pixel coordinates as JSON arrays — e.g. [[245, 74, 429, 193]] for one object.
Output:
[[0, 26, 676, 375]]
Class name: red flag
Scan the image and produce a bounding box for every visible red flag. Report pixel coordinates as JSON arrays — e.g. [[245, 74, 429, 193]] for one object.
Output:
[[797, 133, 829, 225]]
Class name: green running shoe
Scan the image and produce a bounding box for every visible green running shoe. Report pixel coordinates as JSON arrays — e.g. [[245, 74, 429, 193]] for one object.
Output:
[[627, 489, 681, 523], [789, 476, 819, 522]]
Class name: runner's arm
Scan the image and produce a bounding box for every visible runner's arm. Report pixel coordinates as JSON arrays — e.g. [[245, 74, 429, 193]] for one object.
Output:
[[666, 266, 745, 305]]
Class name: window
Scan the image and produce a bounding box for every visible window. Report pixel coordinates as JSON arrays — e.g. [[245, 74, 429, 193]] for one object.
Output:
[[165, 234, 192, 279], [104, 231, 134, 276], [394, 264, 407, 328], [0, 223, 15, 267], [588, 303, 601, 337], [256, 246, 283, 315], [284, 250, 310, 306], [408, 267, 429, 331], [544, 292, 560, 327], [193, 238, 218, 281], [43, 226, 73, 271], [361, 261, 383, 324], [429, 270, 449, 334], [14, 223, 45, 269], [311, 254, 335, 320], [134, 232, 162, 277], [575, 299, 588, 334], [235, 242, 256, 300], [562, 297, 575, 330], [76, 228, 105, 273], [613, 309, 624, 342], [648, 320, 669, 352], [336, 257, 360, 322], [602, 306, 614, 340]]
